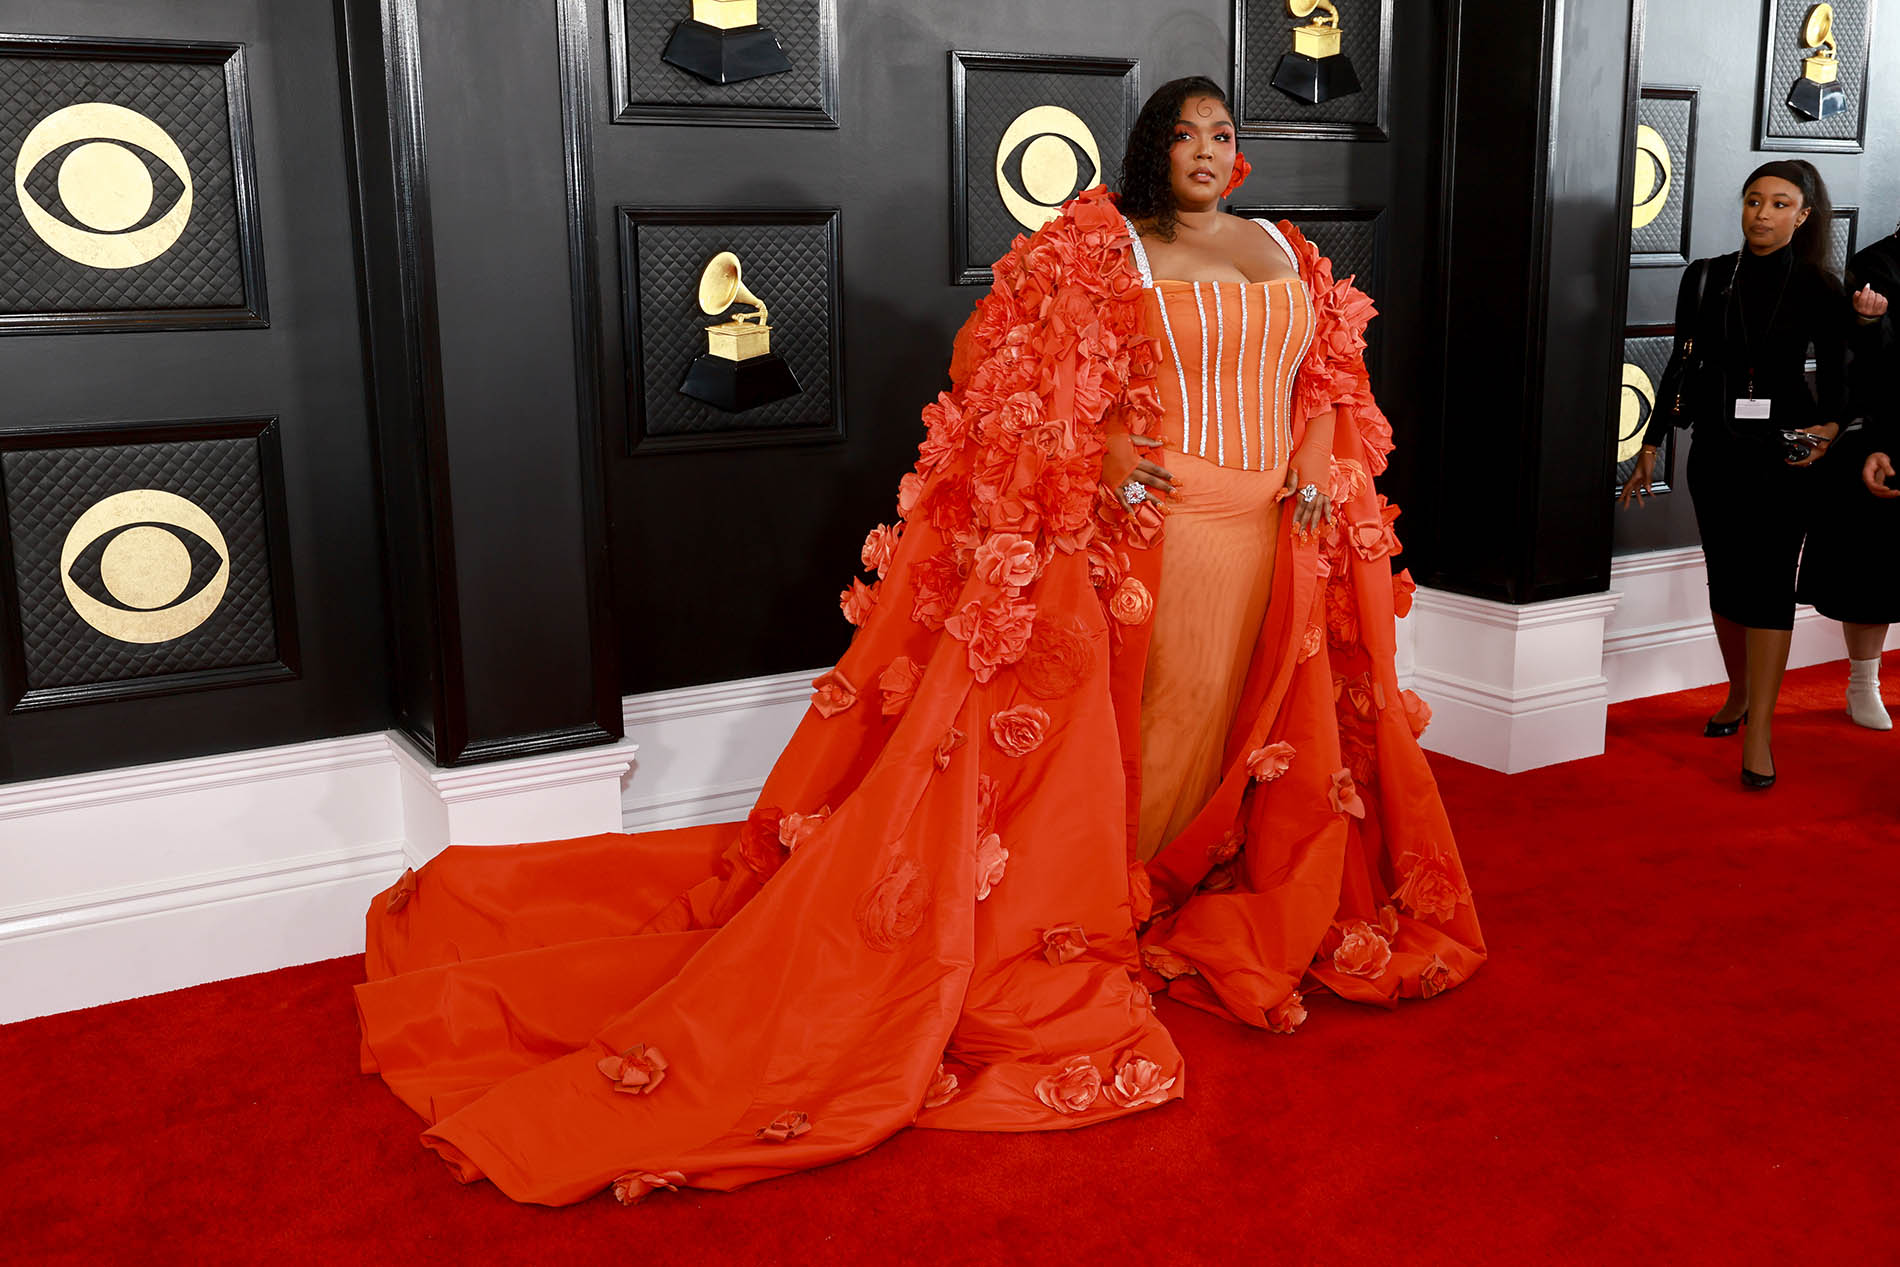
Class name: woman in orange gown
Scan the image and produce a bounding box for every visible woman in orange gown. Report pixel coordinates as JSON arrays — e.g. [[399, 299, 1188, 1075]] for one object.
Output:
[[355, 76, 1484, 1207]]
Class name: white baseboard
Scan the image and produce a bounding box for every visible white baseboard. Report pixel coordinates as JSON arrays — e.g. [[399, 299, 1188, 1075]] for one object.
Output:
[[1603, 546, 1900, 703], [1408, 588, 1622, 773], [619, 668, 817, 832], [0, 728, 637, 1023], [0, 671, 816, 1024]]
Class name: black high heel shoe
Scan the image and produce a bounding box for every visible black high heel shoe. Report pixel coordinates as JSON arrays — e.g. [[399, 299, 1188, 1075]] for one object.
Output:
[[1740, 751, 1776, 790], [1704, 709, 1749, 738]]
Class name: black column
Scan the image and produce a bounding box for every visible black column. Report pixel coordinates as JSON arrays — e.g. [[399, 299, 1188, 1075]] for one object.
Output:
[[338, 0, 619, 764], [1414, 0, 1640, 603]]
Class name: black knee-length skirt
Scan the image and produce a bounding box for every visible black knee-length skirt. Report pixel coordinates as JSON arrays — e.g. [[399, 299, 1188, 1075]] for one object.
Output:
[[1687, 428, 1818, 631], [1797, 424, 1900, 624]]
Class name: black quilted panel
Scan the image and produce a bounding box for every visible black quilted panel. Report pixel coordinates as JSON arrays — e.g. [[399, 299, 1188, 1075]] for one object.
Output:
[[1828, 207, 1859, 279], [1762, 0, 1869, 143], [627, 216, 837, 439], [1616, 332, 1676, 493], [618, 0, 828, 112], [0, 52, 247, 315], [1632, 91, 1694, 260], [961, 64, 1134, 272], [1, 433, 280, 690], [1240, 0, 1384, 129]]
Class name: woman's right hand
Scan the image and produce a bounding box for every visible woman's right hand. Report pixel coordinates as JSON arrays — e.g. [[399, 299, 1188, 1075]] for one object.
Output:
[[1617, 447, 1660, 508], [1109, 434, 1178, 500], [1865, 451, 1900, 499]]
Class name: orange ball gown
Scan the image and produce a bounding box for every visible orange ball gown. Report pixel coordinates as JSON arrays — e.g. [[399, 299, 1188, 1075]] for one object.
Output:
[[354, 189, 1485, 1206]]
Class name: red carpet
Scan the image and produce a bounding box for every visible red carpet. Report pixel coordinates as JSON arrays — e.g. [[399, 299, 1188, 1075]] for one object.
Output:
[[4, 656, 1897, 1264]]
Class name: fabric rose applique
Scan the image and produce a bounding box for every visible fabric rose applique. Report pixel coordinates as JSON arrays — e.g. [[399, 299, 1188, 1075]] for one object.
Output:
[[944, 591, 1037, 682], [879, 657, 923, 717], [1331, 920, 1392, 979], [778, 806, 832, 852], [1141, 944, 1196, 980], [1107, 576, 1154, 625], [1034, 1055, 1102, 1114], [924, 1063, 961, 1109], [1041, 924, 1088, 965], [756, 1111, 812, 1142], [972, 532, 1041, 587], [809, 669, 857, 718], [385, 868, 418, 914], [974, 833, 1010, 901], [1246, 740, 1296, 783], [854, 855, 930, 952], [1016, 618, 1093, 699], [597, 1042, 668, 1095], [860, 523, 901, 576], [1103, 1054, 1176, 1108], [1267, 991, 1308, 1035], [612, 1171, 685, 1206], [1394, 840, 1471, 923], [1419, 954, 1455, 999], [1329, 768, 1367, 818], [839, 578, 879, 626], [989, 704, 1051, 757], [933, 727, 967, 771]]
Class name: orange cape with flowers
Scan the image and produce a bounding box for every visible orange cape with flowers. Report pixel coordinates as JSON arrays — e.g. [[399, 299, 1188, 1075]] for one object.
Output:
[[355, 187, 1484, 1207]]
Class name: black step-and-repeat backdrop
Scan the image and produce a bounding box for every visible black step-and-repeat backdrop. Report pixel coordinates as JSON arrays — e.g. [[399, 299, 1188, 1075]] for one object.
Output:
[[0, 2, 387, 784], [0, 0, 1450, 780], [1617, 0, 1900, 556], [595, 0, 1448, 693]]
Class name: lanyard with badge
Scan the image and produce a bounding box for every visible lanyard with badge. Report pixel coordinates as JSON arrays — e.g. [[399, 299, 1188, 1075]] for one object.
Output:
[[1729, 250, 1794, 421]]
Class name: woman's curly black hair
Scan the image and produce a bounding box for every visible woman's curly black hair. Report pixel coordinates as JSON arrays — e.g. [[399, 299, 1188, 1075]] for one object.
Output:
[[1117, 75, 1230, 241]]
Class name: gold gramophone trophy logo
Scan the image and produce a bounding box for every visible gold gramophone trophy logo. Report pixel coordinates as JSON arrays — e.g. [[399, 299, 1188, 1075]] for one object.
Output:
[[1787, 3, 1848, 120], [662, 0, 793, 86], [678, 250, 802, 412], [1270, 0, 1362, 105]]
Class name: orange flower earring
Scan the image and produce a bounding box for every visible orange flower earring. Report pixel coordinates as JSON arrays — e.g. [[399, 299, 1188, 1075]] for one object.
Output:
[[1223, 151, 1252, 198]]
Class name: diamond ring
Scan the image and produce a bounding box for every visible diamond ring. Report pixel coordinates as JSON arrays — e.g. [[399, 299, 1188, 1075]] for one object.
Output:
[[1120, 479, 1150, 507], [1297, 483, 1319, 503]]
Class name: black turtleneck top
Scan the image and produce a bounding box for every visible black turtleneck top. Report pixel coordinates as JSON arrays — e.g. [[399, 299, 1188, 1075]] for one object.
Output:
[[1646, 242, 1847, 445]]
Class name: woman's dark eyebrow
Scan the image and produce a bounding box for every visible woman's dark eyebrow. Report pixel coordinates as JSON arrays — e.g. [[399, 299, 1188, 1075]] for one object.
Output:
[[1173, 117, 1236, 130]]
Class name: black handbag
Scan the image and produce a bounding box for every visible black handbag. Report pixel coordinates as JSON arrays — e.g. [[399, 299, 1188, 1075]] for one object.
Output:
[[1655, 253, 1737, 431]]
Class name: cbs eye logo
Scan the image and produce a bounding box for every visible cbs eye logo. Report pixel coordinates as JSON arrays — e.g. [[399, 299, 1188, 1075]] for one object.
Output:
[[1618, 362, 1656, 463], [14, 102, 194, 269], [59, 490, 230, 644], [995, 104, 1102, 233], [1630, 123, 1672, 231]]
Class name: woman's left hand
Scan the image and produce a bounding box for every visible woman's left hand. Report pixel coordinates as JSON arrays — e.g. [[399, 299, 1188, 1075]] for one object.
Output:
[[1853, 284, 1889, 323], [1283, 463, 1333, 539], [1787, 421, 1840, 467]]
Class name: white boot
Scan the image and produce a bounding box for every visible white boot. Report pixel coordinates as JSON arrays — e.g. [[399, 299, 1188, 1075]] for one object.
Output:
[[1847, 657, 1893, 731]]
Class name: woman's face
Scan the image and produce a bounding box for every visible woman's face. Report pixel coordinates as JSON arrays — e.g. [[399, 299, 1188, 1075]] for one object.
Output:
[[1167, 94, 1236, 214], [1740, 176, 1810, 253]]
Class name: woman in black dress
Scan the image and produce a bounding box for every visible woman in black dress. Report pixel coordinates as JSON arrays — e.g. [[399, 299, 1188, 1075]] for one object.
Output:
[[1797, 220, 1898, 729], [1619, 160, 1847, 789]]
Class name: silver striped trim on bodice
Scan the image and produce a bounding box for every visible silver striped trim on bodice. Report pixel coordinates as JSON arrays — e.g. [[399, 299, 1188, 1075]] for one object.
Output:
[[1121, 214, 1313, 472]]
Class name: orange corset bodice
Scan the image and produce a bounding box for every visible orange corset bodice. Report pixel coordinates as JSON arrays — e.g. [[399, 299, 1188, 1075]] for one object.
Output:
[[1146, 279, 1312, 473], [1121, 213, 1315, 474]]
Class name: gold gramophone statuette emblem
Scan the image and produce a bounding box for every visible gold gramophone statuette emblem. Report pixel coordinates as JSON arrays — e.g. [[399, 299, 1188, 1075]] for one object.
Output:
[[678, 249, 803, 412], [699, 250, 771, 360], [1787, 3, 1849, 120], [1290, 0, 1343, 59], [1271, 0, 1362, 105]]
